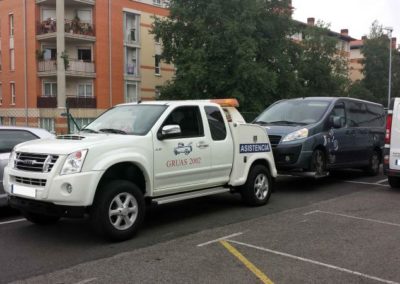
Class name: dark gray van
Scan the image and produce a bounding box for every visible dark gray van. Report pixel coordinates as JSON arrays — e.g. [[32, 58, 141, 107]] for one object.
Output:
[[254, 97, 385, 177]]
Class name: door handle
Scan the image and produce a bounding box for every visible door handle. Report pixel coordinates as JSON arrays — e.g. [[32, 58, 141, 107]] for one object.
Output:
[[196, 142, 209, 149]]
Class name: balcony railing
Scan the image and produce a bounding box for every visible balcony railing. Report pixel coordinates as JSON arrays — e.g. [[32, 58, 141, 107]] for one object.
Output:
[[38, 59, 95, 75], [37, 19, 95, 37], [37, 96, 57, 108], [38, 60, 57, 73], [65, 19, 95, 36], [67, 97, 96, 108]]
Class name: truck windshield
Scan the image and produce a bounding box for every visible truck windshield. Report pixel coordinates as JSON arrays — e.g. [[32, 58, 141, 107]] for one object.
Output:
[[82, 105, 167, 135], [255, 100, 331, 125]]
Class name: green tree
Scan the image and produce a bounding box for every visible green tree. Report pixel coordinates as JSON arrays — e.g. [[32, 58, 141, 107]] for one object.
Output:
[[361, 21, 400, 106], [151, 0, 293, 113], [295, 21, 349, 98]]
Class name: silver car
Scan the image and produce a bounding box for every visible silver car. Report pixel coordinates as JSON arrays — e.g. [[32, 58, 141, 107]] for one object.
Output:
[[0, 126, 54, 207]]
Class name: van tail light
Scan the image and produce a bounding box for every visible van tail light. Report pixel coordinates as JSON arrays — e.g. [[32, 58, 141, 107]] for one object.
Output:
[[385, 113, 392, 144]]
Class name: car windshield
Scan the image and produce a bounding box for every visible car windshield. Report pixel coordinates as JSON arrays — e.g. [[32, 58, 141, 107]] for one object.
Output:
[[82, 105, 167, 135], [255, 100, 331, 125], [0, 130, 39, 154]]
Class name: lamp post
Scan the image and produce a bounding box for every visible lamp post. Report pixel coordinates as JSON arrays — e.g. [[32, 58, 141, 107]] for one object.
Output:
[[384, 27, 393, 109]]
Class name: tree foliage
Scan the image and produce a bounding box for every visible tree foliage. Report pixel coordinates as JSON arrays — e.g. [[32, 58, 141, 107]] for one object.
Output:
[[361, 21, 400, 106], [151, 0, 350, 113]]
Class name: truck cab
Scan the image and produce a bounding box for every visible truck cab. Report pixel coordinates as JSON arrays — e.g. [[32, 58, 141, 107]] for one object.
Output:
[[3, 99, 276, 241]]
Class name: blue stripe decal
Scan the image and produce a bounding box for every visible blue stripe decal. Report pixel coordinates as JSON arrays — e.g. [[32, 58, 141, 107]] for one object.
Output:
[[239, 143, 271, 153]]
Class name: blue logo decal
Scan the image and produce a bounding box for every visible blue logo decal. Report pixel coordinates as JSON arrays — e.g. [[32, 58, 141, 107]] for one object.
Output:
[[240, 143, 271, 153]]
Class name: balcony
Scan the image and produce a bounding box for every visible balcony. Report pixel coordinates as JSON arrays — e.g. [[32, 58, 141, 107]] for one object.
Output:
[[38, 59, 96, 78], [66, 97, 96, 108], [37, 96, 57, 108], [36, 0, 95, 6], [37, 19, 95, 42]]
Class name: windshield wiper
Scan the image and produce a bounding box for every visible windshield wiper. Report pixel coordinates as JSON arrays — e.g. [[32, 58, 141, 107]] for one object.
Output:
[[253, 121, 269, 125], [99, 128, 127, 135], [80, 128, 99, 133], [267, 120, 307, 125]]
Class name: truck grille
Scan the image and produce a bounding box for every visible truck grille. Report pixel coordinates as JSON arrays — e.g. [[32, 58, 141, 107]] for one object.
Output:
[[268, 135, 282, 147], [15, 153, 58, 173], [13, 176, 47, 187]]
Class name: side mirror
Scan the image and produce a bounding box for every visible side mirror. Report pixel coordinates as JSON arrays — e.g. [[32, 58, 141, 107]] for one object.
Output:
[[330, 116, 342, 128], [157, 125, 181, 140]]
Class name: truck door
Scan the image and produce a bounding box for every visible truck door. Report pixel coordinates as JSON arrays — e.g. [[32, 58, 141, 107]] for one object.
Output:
[[153, 106, 212, 195], [204, 106, 234, 184]]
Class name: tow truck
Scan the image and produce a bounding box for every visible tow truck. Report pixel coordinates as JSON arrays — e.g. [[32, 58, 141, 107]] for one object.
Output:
[[4, 99, 277, 241]]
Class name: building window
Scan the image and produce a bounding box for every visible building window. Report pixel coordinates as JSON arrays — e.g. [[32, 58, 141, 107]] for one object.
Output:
[[9, 14, 14, 37], [9, 117, 16, 126], [155, 55, 161, 75], [125, 13, 139, 43], [43, 82, 57, 97], [126, 47, 138, 75], [10, 82, 15, 105], [125, 82, 137, 103], [78, 48, 92, 62], [0, 83, 2, 104], [77, 83, 93, 97], [10, 49, 14, 71], [0, 117, 3, 125], [43, 47, 57, 60], [40, 118, 55, 132]]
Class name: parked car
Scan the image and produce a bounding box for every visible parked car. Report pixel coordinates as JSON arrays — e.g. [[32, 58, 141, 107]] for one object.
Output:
[[0, 126, 54, 206], [384, 98, 400, 188], [254, 97, 385, 177]]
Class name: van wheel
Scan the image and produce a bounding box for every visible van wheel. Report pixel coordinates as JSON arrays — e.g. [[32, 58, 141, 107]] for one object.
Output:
[[364, 150, 380, 176], [311, 149, 327, 177], [241, 165, 272, 206], [22, 211, 60, 225], [90, 180, 145, 242], [388, 176, 400, 188]]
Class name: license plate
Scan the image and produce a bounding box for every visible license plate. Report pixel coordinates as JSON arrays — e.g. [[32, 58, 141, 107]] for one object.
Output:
[[11, 184, 36, 198]]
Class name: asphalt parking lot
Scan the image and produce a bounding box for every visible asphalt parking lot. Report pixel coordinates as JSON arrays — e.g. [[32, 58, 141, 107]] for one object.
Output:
[[10, 172, 400, 284]]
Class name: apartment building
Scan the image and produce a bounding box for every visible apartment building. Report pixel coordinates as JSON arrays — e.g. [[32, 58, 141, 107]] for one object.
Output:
[[0, 0, 174, 133]]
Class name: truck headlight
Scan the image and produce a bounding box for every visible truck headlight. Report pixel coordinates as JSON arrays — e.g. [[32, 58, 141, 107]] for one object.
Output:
[[8, 149, 16, 168], [282, 128, 309, 143], [60, 150, 88, 175]]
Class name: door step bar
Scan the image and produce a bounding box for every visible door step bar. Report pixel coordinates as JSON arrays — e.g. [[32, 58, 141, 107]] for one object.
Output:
[[279, 171, 330, 179], [152, 187, 230, 205]]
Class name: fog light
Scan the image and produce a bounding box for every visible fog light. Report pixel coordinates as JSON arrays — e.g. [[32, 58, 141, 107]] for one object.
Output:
[[285, 155, 290, 162], [66, 184, 72, 193]]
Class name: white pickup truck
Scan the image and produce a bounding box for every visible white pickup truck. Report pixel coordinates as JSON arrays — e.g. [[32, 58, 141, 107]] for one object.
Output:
[[4, 99, 277, 241]]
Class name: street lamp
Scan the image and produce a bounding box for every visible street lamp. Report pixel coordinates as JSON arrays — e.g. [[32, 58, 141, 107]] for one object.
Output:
[[384, 26, 393, 109]]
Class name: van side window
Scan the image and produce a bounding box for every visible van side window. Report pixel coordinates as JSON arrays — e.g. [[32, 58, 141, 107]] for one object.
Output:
[[347, 102, 364, 127], [366, 104, 385, 127], [161, 106, 204, 138], [205, 106, 227, 141], [331, 103, 346, 128]]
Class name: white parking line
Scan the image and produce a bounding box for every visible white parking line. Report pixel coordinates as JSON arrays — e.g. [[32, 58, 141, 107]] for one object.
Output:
[[74, 278, 98, 284], [0, 218, 26, 226], [304, 210, 400, 228], [197, 232, 244, 247], [376, 178, 389, 184], [344, 180, 389, 187], [227, 239, 399, 284]]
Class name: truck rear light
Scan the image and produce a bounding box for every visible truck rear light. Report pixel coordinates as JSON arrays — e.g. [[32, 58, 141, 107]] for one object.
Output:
[[384, 155, 390, 164], [385, 113, 392, 144]]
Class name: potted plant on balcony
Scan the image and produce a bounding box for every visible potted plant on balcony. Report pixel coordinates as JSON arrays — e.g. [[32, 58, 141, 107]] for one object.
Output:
[[61, 52, 70, 70]]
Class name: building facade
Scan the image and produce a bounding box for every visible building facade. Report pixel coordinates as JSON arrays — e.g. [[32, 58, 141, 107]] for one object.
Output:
[[0, 0, 174, 133]]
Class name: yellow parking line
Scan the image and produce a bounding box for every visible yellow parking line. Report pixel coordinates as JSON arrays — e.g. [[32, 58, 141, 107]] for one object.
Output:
[[220, 240, 274, 284]]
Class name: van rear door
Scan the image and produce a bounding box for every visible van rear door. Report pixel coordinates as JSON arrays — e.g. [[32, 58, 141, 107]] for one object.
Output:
[[390, 99, 400, 170]]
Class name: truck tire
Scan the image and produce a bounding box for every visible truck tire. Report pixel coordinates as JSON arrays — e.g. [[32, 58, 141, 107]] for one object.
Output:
[[22, 211, 60, 225], [90, 180, 145, 242], [241, 165, 272, 206], [364, 150, 380, 176], [388, 176, 400, 188]]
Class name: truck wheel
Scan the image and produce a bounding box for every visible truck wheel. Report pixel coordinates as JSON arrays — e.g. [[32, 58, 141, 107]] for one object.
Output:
[[388, 176, 400, 188], [90, 180, 145, 242], [22, 211, 60, 225], [311, 149, 327, 177], [364, 150, 380, 176], [241, 165, 272, 206]]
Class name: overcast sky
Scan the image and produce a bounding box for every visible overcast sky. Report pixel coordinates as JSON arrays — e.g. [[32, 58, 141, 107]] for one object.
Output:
[[292, 0, 400, 41]]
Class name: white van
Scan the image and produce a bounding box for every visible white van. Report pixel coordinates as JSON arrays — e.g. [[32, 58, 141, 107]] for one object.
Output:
[[384, 98, 400, 187]]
